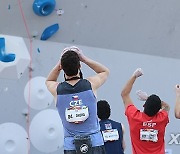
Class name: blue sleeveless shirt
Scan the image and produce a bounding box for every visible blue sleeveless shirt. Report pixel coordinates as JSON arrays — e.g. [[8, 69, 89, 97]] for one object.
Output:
[[56, 79, 104, 150], [99, 119, 124, 154]]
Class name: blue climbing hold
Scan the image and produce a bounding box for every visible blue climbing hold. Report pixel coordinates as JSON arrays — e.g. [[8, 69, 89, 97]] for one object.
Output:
[[40, 23, 59, 40], [0, 38, 16, 63], [33, 0, 56, 16]]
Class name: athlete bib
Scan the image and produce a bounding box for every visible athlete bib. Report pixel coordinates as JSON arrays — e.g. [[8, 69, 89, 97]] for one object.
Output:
[[65, 106, 89, 124], [140, 129, 158, 142], [102, 129, 119, 142]]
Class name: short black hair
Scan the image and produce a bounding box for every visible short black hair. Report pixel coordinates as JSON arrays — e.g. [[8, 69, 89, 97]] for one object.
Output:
[[97, 100, 111, 120], [144, 94, 161, 117], [61, 50, 80, 76]]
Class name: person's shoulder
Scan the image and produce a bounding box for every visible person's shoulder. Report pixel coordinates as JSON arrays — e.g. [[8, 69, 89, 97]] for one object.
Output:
[[80, 79, 92, 88], [56, 81, 64, 90], [125, 104, 139, 113], [158, 110, 169, 116], [125, 104, 143, 121], [80, 78, 90, 84], [126, 104, 137, 109], [108, 119, 118, 124], [110, 119, 120, 124], [150, 110, 169, 125], [156, 110, 169, 120], [85, 78, 93, 84], [109, 119, 122, 127]]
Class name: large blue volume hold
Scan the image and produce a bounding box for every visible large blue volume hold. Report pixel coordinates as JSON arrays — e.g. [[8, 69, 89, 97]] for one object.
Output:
[[40, 23, 59, 40], [33, 0, 56, 16], [0, 38, 15, 63]]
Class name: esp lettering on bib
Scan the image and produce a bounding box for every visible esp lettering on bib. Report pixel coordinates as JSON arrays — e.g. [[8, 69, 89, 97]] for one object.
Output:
[[65, 106, 89, 124], [102, 129, 119, 142], [140, 129, 158, 142]]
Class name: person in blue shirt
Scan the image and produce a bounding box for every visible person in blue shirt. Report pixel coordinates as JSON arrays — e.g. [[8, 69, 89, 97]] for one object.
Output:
[[97, 100, 125, 154], [46, 46, 109, 154]]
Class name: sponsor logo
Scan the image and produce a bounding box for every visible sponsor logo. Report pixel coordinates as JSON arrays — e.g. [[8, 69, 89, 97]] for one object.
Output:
[[168, 133, 180, 145], [80, 144, 89, 153]]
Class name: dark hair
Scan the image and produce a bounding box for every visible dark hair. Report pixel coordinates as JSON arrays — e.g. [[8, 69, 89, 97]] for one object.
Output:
[[144, 94, 161, 117], [97, 100, 111, 120], [61, 50, 80, 76]]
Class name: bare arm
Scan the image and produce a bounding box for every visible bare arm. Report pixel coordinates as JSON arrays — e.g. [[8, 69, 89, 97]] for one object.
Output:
[[45, 61, 62, 98], [74, 49, 109, 96], [121, 68, 143, 109], [161, 101, 170, 113], [121, 76, 136, 108], [175, 85, 180, 119], [121, 124, 126, 151], [84, 57, 110, 91]]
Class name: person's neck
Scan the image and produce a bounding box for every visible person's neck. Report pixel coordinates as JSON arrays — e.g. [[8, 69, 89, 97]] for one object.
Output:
[[65, 74, 80, 81]]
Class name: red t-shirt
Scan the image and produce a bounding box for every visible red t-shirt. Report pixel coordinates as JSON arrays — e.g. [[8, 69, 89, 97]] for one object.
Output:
[[125, 104, 169, 154]]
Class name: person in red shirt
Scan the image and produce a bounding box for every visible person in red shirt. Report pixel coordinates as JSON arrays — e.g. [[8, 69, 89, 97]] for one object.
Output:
[[121, 68, 170, 154]]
